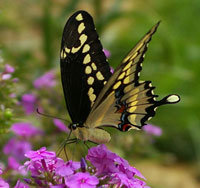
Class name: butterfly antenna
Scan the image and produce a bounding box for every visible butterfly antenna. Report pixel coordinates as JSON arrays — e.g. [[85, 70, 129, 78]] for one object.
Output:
[[36, 108, 70, 123]]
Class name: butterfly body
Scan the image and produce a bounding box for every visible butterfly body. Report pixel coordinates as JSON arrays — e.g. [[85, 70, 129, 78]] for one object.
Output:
[[60, 10, 180, 144]]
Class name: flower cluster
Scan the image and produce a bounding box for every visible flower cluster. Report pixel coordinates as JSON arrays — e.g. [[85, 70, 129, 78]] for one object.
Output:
[[0, 64, 15, 81], [19, 145, 149, 188], [0, 167, 9, 188], [21, 70, 57, 115], [3, 122, 43, 177]]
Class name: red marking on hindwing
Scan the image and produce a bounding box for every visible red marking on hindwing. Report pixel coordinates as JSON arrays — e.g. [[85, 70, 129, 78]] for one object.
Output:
[[117, 105, 126, 113], [122, 124, 131, 132]]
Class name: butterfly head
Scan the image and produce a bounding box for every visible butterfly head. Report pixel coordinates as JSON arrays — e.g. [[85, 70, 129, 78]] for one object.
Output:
[[69, 123, 83, 130]]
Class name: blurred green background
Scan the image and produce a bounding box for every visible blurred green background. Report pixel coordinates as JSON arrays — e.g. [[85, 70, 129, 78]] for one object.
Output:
[[0, 0, 199, 187]]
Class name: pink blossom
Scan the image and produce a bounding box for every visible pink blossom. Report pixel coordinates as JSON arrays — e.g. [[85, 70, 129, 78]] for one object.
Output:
[[2, 74, 11, 80], [25, 147, 56, 161], [0, 178, 9, 188], [14, 180, 29, 188], [55, 160, 80, 177], [86, 144, 119, 175], [142, 124, 162, 136], [8, 156, 20, 170], [5, 64, 15, 73], [11, 122, 43, 137], [65, 172, 99, 188], [53, 119, 69, 133], [21, 93, 37, 115], [33, 71, 56, 89], [3, 138, 32, 161], [103, 49, 111, 58]]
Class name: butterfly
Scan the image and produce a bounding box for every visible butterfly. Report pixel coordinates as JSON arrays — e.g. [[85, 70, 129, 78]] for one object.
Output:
[[60, 10, 180, 144]]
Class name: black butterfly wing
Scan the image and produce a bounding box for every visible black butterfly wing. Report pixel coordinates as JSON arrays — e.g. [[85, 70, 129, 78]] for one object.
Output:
[[86, 22, 180, 131], [60, 11, 112, 124]]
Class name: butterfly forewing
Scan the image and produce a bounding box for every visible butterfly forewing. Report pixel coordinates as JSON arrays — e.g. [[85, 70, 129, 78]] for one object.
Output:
[[60, 11, 112, 124], [86, 22, 180, 131]]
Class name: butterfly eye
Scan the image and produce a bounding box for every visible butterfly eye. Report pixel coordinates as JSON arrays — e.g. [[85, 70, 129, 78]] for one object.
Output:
[[69, 124, 77, 130]]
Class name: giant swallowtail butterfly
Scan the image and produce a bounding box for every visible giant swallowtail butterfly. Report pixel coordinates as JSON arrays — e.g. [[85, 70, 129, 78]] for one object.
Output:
[[60, 10, 180, 144]]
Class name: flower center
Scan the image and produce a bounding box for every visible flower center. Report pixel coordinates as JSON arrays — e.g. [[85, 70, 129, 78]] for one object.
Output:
[[81, 178, 86, 183]]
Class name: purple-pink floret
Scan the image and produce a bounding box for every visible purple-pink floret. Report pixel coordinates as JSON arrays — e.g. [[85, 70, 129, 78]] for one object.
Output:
[[86, 144, 148, 187], [65, 172, 99, 188], [19, 145, 149, 188], [33, 71, 56, 89], [142, 124, 162, 136], [55, 159, 80, 177], [3, 138, 32, 161], [53, 119, 69, 133], [0, 178, 9, 188], [4, 64, 15, 73], [11, 122, 43, 137], [21, 93, 37, 115], [14, 180, 29, 188], [25, 147, 56, 161], [103, 49, 111, 58]]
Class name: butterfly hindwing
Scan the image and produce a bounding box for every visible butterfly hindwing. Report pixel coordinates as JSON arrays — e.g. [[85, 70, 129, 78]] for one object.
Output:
[[86, 22, 180, 131], [60, 11, 112, 124]]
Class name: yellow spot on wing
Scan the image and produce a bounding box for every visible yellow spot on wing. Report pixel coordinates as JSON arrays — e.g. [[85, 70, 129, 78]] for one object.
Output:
[[82, 44, 90, 53], [88, 87, 94, 95], [71, 34, 88, 53], [96, 71, 104, 80], [78, 22, 85, 34], [85, 66, 92, 74], [123, 61, 132, 71], [129, 100, 138, 106], [113, 81, 121, 90], [123, 76, 130, 84], [130, 52, 138, 60], [60, 50, 66, 59], [128, 114, 137, 124], [87, 76, 94, 85], [83, 54, 91, 64], [103, 81, 107, 85], [127, 95, 138, 103], [65, 47, 70, 53], [128, 106, 137, 113], [91, 63, 97, 70], [167, 95, 180, 103], [89, 94, 96, 102], [118, 72, 125, 80], [80, 34, 87, 45], [76, 13, 83, 21], [123, 55, 131, 63]]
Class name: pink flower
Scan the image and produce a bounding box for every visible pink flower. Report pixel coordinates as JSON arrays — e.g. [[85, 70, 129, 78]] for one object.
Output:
[[8, 156, 20, 170], [103, 49, 111, 58], [55, 160, 80, 177], [111, 173, 148, 188], [3, 138, 32, 161], [2, 74, 11, 80], [5, 64, 15, 73], [65, 172, 99, 188], [14, 180, 29, 188], [142, 124, 162, 136], [33, 71, 56, 89], [21, 93, 37, 115], [25, 147, 56, 161], [0, 178, 9, 188], [53, 119, 69, 133], [86, 144, 119, 175], [110, 67, 114, 74], [11, 122, 43, 137]]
